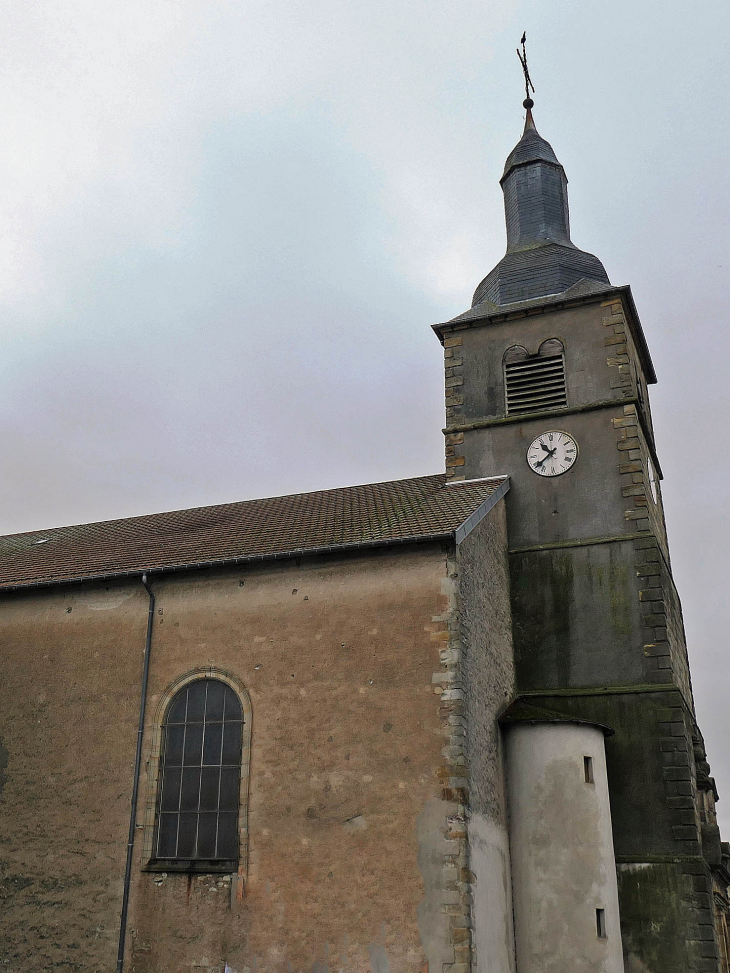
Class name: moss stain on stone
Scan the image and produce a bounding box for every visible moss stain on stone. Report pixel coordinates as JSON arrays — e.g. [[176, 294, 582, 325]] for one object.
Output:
[[607, 547, 633, 641], [617, 861, 704, 973]]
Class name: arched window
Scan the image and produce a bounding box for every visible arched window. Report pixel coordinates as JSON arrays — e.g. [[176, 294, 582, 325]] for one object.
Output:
[[503, 338, 566, 415], [151, 679, 243, 871]]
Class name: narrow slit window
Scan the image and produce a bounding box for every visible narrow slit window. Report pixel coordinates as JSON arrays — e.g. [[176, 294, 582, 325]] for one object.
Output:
[[503, 339, 567, 416], [596, 908, 607, 938], [152, 679, 243, 871], [584, 756, 594, 783]]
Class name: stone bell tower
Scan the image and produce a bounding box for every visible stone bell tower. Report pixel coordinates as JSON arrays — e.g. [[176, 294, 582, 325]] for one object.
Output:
[[433, 94, 727, 973]]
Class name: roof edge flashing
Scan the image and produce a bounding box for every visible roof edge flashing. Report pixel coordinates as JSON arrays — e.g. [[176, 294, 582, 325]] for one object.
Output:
[[454, 476, 510, 545]]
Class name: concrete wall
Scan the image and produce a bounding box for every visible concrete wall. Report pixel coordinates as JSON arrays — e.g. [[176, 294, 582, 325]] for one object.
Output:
[[504, 722, 624, 973], [0, 542, 472, 973]]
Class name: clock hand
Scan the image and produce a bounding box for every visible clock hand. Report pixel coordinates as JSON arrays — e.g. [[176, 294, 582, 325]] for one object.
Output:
[[535, 447, 557, 468], [540, 443, 551, 453]]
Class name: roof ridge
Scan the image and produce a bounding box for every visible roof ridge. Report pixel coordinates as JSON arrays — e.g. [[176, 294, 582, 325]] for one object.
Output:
[[0, 472, 448, 543]]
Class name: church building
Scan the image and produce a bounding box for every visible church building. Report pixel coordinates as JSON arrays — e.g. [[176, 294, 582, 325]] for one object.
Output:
[[1, 91, 728, 973]]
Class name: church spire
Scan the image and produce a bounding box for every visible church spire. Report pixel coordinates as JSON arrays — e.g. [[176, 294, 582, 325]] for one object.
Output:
[[500, 103, 570, 252], [471, 39, 610, 308]]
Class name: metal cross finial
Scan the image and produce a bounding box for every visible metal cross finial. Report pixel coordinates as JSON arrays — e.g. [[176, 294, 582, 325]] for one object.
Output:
[[516, 32, 535, 109]]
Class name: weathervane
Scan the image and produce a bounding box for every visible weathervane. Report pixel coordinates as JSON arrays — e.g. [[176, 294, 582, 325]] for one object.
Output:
[[516, 32, 535, 108]]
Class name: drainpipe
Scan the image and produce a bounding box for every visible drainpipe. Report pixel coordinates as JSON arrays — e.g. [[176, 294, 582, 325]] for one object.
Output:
[[116, 573, 155, 973]]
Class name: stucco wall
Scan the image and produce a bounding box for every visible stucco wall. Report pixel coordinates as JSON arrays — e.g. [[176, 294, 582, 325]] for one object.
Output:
[[0, 542, 461, 973], [505, 722, 624, 973], [523, 690, 718, 972]]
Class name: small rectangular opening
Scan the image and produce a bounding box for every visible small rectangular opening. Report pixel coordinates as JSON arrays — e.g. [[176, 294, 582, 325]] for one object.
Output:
[[584, 756, 594, 784], [596, 908, 606, 939]]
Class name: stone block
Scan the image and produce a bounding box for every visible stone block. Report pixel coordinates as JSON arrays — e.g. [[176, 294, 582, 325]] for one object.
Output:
[[664, 766, 692, 780], [639, 589, 663, 601], [672, 825, 698, 840]]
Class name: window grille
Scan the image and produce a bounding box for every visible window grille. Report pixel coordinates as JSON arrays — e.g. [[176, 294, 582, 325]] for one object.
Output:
[[153, 679, 242, 868], [504, 349, 567, 415]]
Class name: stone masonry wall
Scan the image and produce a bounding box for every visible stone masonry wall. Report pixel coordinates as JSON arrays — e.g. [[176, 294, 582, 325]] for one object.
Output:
[[425, 498, 515, 973], [458, 500, 516, 973]]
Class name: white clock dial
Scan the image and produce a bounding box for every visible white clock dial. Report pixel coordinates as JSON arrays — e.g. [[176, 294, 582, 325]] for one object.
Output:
[[526, 430, 578, 477]]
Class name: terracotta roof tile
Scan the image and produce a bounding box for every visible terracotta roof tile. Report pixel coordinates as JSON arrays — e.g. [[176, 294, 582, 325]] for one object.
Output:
[[0, 473, 508, 590]]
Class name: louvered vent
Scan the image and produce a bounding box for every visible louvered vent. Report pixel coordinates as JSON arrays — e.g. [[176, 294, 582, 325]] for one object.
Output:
[[504, 353, 567, 415]]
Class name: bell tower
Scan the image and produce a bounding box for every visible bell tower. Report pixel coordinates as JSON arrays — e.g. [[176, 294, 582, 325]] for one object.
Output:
[[434, 87, 727, 972]]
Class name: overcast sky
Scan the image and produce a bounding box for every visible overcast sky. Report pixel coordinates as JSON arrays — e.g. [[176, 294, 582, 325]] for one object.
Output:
[[0, 0, 728, 827]]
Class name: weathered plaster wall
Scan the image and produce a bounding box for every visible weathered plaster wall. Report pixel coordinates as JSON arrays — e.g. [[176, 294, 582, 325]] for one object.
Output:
[[0, 582, 147, 969], [505, 723, 624, 973], [457, 499, 516, 973], [617, 860, 719, 973], [0, 543, 461, 973]]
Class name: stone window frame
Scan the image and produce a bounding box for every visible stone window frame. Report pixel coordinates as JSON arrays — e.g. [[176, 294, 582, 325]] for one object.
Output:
[[140, 666, 252, 877]]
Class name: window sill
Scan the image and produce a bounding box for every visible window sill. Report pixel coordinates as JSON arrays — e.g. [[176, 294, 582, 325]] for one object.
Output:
[[143, 859, 238, 874]]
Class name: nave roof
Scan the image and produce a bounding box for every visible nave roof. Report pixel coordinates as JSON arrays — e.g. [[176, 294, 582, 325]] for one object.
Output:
[[0, 473, 508, 591]]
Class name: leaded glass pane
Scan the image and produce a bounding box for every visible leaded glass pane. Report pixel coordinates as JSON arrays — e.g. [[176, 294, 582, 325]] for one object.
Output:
[[157, 813, 178, 857], [167, 691, 188, 724], [217, 813, 238, 859], [219, 768, 240, 811], [183, 724, 203, 765], [186, 682, 207, 722], [200, 766, 220, 812], [197, 813, 218, 858], [223, 687, 242, 721], [206, 681, 225, 721], [202, 723, 223, 765], [153, 678, 244, 868], [164, 725, 185, 766], [160, 767, 182, 812], [177, 813, 197, 858], [222, 721, 242, 764], [180, 768, 201, 812]]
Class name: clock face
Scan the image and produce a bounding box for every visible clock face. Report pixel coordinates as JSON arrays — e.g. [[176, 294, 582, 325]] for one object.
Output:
[[527, 430, 578, 477]]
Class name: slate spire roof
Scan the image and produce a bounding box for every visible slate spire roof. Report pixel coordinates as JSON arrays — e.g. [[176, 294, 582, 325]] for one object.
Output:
[[0, 473, 508, 591], [501, 106, 560, 180], [471, 105, 610, 308]]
